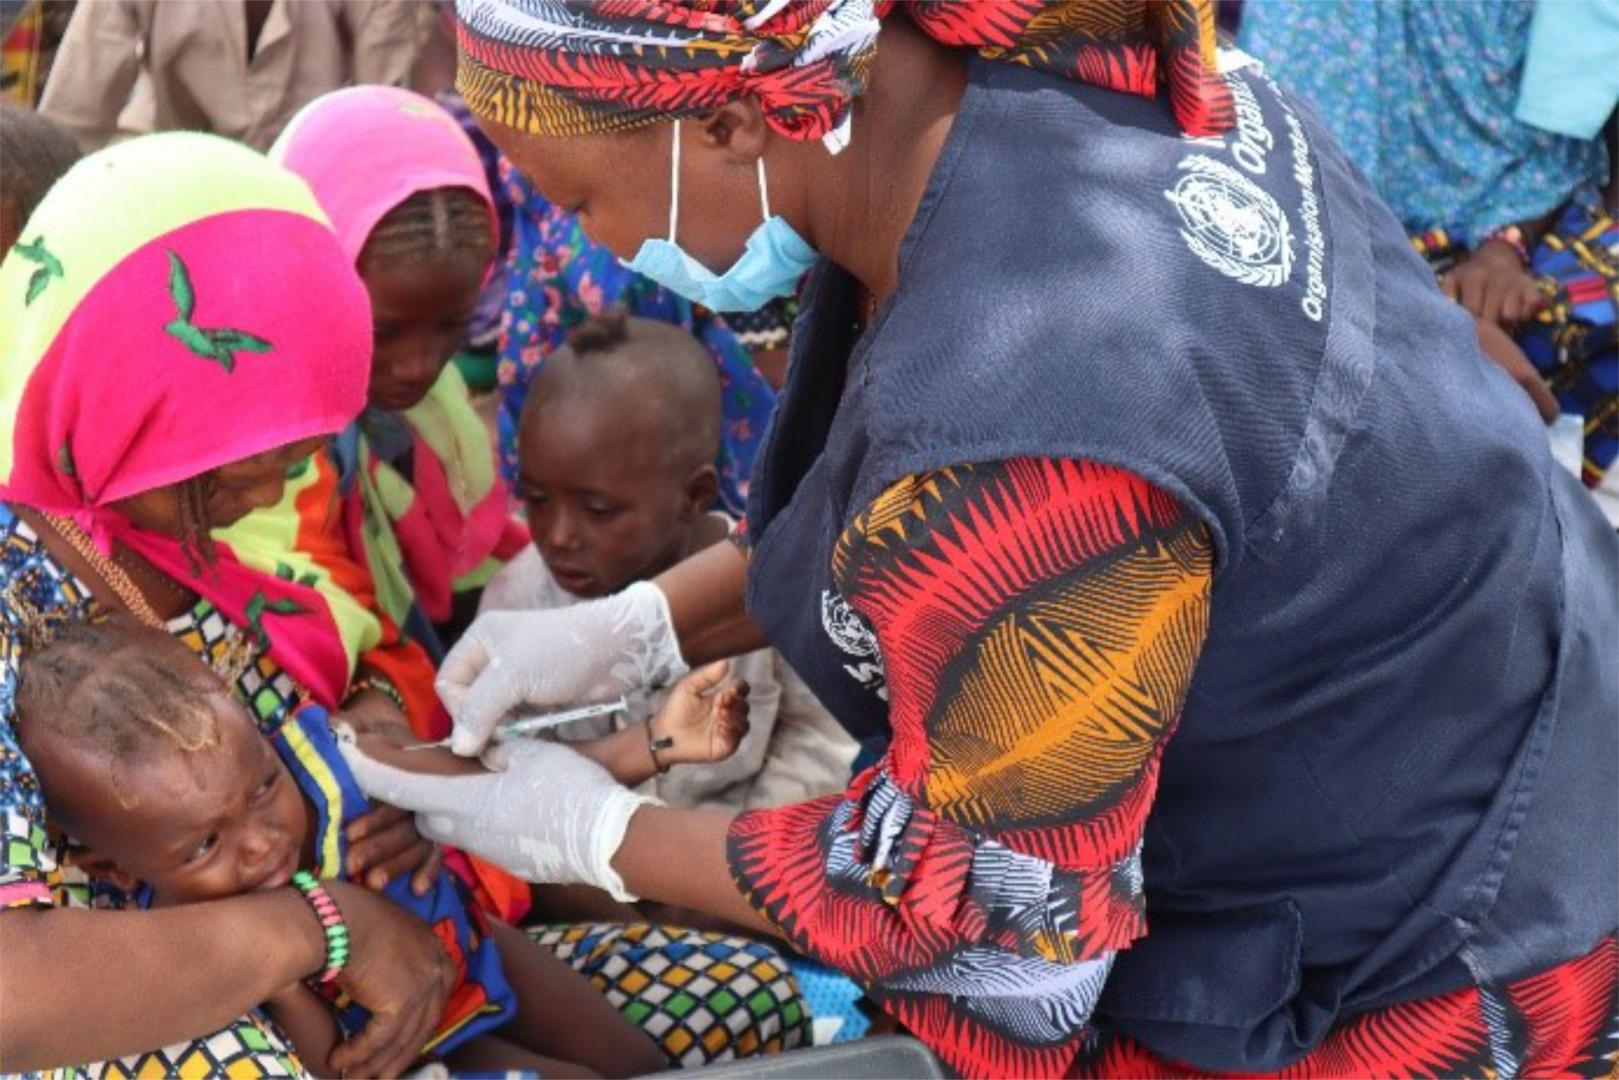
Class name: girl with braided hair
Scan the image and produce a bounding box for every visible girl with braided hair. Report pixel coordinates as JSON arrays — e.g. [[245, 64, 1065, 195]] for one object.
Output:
[[239, 85, 530, 667], [213, 84, 537, 921]]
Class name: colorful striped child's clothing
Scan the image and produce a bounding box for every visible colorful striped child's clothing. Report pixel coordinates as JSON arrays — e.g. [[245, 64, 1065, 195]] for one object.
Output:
[[268, 705, 517, 1055]]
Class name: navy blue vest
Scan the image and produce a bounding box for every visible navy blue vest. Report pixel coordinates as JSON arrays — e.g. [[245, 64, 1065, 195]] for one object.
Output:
[[744, 54, 1618, 1072]]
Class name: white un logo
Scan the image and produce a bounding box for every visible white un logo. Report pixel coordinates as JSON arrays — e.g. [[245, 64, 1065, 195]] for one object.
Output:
[[1165, 154, 1294, 289]]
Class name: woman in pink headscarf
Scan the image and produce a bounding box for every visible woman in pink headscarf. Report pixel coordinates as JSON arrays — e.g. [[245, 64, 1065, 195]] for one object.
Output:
[[0, 131, 451, 1078]]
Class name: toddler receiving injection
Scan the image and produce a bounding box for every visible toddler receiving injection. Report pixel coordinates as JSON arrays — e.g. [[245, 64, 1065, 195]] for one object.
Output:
[[15, 617, 748, 1077]]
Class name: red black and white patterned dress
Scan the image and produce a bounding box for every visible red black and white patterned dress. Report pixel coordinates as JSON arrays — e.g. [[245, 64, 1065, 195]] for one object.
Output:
[[726, 458, 1617, 1078]]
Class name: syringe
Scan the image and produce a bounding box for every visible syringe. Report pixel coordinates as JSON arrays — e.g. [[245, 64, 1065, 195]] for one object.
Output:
[[402, 696, 629, 751]]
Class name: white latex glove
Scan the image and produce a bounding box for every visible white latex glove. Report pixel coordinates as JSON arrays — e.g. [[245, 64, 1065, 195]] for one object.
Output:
[[336, 734, 657, 902], [438, 580, 688, 756]]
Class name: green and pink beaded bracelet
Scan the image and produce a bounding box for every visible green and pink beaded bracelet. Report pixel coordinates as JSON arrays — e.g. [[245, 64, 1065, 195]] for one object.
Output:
[[291, 870, 350, 985]]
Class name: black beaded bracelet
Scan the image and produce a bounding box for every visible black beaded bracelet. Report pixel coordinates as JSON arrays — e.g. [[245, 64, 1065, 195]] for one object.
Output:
[[646, 722, 675, 775]]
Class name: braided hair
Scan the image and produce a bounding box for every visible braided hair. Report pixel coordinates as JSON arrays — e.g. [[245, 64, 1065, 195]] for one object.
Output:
[[15, 617, 224, 810], [358, 185, 492, 278], [175, 472, 218, 572]]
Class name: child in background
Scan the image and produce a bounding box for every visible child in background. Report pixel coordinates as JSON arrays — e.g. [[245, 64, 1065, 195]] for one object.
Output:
[[493, 165, 777, 518], [15, 618, 749, 1077], [218, 85, 529, 755], [0, 104, 78, 260], [482, 311, 858, 813], [278, 84, 530, 652]]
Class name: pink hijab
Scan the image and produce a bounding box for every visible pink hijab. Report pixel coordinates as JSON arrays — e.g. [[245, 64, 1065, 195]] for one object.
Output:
[[271, 85, 497, 266], [0, 132, 371, 706], [271, 87, 524, 627]]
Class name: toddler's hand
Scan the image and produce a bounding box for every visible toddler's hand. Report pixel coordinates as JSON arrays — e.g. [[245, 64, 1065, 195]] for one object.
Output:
[[652, 661, 751, 766], [1442, 240, 1545, 327]]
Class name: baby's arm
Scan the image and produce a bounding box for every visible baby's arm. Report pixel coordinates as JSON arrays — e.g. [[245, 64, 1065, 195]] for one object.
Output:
[[566, 723, 664, 788], [574, 662, 750, 787], [264, 986, 341, 1080], [356, 723, 658, 787], [351, 730, 490, 777], [350, 671, 749, 791]]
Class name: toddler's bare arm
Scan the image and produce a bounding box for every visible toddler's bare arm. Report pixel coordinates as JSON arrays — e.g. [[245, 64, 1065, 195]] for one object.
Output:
[[264, 986, 341, 1079]]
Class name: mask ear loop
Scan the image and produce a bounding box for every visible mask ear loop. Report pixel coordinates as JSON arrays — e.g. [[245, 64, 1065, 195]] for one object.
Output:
[[758, 155, 770, 221], [668, 120, 682, 243]]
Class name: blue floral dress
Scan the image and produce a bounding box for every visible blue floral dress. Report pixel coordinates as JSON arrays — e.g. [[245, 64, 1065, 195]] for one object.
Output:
[[1238, 0, 1610, 246]]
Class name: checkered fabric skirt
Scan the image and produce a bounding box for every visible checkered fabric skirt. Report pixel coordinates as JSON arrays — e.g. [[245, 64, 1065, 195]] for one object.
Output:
[[42, 923, 808, 1077], [40, 1013, 304, 1080], [530, 922, 812, 1068]]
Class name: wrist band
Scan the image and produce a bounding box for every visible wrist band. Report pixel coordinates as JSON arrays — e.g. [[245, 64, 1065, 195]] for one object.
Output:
[[646, 722, 675, 775], [1409, 226, 1452, 260], [346, 674, 405, 713], [1482, 225, 1530, 267], [291, 870, 350, 985]]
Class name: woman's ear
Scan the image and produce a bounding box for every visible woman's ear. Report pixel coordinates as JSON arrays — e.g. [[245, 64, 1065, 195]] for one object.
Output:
[[682, 464, 721, 519], [696, 99, 770, 164]]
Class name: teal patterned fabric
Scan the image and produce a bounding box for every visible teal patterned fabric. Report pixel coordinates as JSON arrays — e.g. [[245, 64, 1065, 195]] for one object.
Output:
[[1239, 0, 1610, 246]]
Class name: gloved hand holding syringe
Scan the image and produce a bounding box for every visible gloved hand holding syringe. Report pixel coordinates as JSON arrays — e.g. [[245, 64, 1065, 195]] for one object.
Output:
[[341, 662, 748, 900], [402, 697, 629, 751]]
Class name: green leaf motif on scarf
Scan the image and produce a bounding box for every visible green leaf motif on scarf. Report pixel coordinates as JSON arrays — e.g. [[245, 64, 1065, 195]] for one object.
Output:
[[163, 251, 274, 373], [244, 589, 308, 652], [14, 237, 63, 306], [273, 562, 320, 588], [168, 248, 194, 320]]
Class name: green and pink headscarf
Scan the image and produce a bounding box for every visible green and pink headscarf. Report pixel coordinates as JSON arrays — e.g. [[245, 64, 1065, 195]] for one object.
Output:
[[264, 85, 525, 630], [0, 132, 375, 707]]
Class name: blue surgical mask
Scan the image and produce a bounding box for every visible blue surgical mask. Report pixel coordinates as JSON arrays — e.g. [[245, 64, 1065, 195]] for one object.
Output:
[[623, 121, 818, 313]]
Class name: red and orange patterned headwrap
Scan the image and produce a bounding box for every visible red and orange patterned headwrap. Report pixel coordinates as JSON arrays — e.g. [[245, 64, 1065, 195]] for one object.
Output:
[[455, 0, 1234, 152]]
